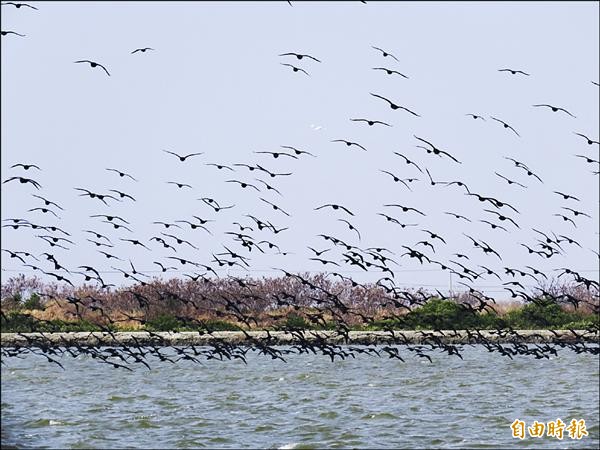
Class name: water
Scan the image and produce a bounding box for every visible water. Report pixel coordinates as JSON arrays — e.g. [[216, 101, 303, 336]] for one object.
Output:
[[1, 346, 598, 449]]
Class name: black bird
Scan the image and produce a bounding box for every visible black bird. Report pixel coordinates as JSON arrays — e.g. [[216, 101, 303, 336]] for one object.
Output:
[[206, 163, 234, 171], [372, 67, 408, 78], [310, 257, 340, 267], [108, 190, 136, 201], [281, 63, 310, 76], [280, 146, 316, 157], [414, 136, 461, 163], [74, 60, 110, 76], [152, 221, 181, 229], [490, 117, 520, 137], [393, 152, 423, 173], [120, 238, 151, 250], [279, 52, 321, 62], [338, 219, 361, 240], [166, 181, 193, 189], [533, 104, 576, 118], [254, 150, 298, 159], [573, 132, 599, 146], [370, 93, 420, 116], [131, 47, 154, 54], [106, 168, 137, 181], [498, 68, 529, 76], [260, 198, 290, 216], [308, 247, 330, 257], [479, 220, 508, 232], [255, 164, 292, 178], [28, 207, 59, 218], [379, 170, 412, 190], [255, 179, 282, 196], [3, 176, 41, 189], [372, 46, 399, 61], [331, 139, 367, 151], [2, 2, 38, 9], [495, 172, 527, 188], [444, 211, 471, 222], [226, 180, 260, 191], [163, 150, 203, 161], [383, 204, 426, 216], [351, 118, 391, 127], [575, 154, 600, 164], [161, 233, 199, 249], [32, 194, 64, 210], [562, 207, 591, 218], [1, 30, 26, 36], [90, 214, 129, 224], [175, 220, 212, 234], [153, 261, 176, 272], [483, 209, 520, 228], [553, 214, 577, 227], [314, 204, 354, 216], [466, 114, 485, 120], [75, 188, 119, 205], [11, 163, 40, 170], [553, 191, 579, 201]]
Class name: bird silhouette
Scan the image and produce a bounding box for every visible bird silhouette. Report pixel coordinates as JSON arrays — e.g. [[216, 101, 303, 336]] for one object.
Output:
[[131, 47, 154, 54], [163, 150, 203, 161], [1, 30, 26, 36], [281, 63, 310, 76], [331, 139, 367, 151], [372, 46, 399, 61], [490, 117, 520, 137], [371, 93, 420, 116], [498, 68, 529, 76], [279, 52, 321, 62], [351, 118, 391, 127], [533, 104, 576, 118], [573, 132, 599, 146], [372, 67, 408, 78], [74, 60, 110, 76]]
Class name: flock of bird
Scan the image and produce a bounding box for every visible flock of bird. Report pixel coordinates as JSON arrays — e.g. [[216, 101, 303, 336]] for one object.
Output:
[[1, 2, 599, 369]]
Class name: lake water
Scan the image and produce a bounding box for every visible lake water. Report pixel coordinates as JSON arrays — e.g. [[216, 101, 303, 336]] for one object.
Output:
[[1, 346, 598, 449]]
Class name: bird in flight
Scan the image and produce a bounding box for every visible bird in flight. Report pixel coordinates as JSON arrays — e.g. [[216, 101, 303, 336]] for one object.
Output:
[[490, 116, 520, 137], [163, 150, 203, 161], [331, 140, 367, 151], [1, 2, 38, 9], [279, 52, 321, 62], [532, 104, 576, 118], [1, 30, 26, 36], [498, 68, 529, 76], [466, 114, 485, 121], [573, 132, 599, 146], [495, 172, 527, 188], [131, 47, 154, 54], [74, 60, 110, 76], [11, 163, 40, 170], [280, 146, 316, 157], [351, 118, 391, 127], [370, 93, 420, 117], [2, 176, 41, 189], [106, 168, 137, 181], [314, 204, 354, 216], [372, 67, 408, 78], [553, 191, 579, 201], [281, 63, 310, 76], [372, 46, 399, 61]]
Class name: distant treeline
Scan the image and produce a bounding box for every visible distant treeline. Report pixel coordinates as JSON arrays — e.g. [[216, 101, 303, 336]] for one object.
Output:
[[1, 274, 598, 333]]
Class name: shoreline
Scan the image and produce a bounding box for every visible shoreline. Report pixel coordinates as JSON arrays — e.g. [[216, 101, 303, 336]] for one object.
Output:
[[1, 330, 598, 348]]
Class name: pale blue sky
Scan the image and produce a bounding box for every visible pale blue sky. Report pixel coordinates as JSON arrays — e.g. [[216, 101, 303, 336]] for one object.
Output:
[[1, 1, 599, 296]]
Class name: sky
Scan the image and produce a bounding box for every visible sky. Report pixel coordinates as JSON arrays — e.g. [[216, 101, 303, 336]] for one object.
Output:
[[1, 1, 599, 298]]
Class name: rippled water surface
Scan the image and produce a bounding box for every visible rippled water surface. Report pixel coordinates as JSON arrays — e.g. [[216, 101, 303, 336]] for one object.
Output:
[[2, 346, 598, 449]]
